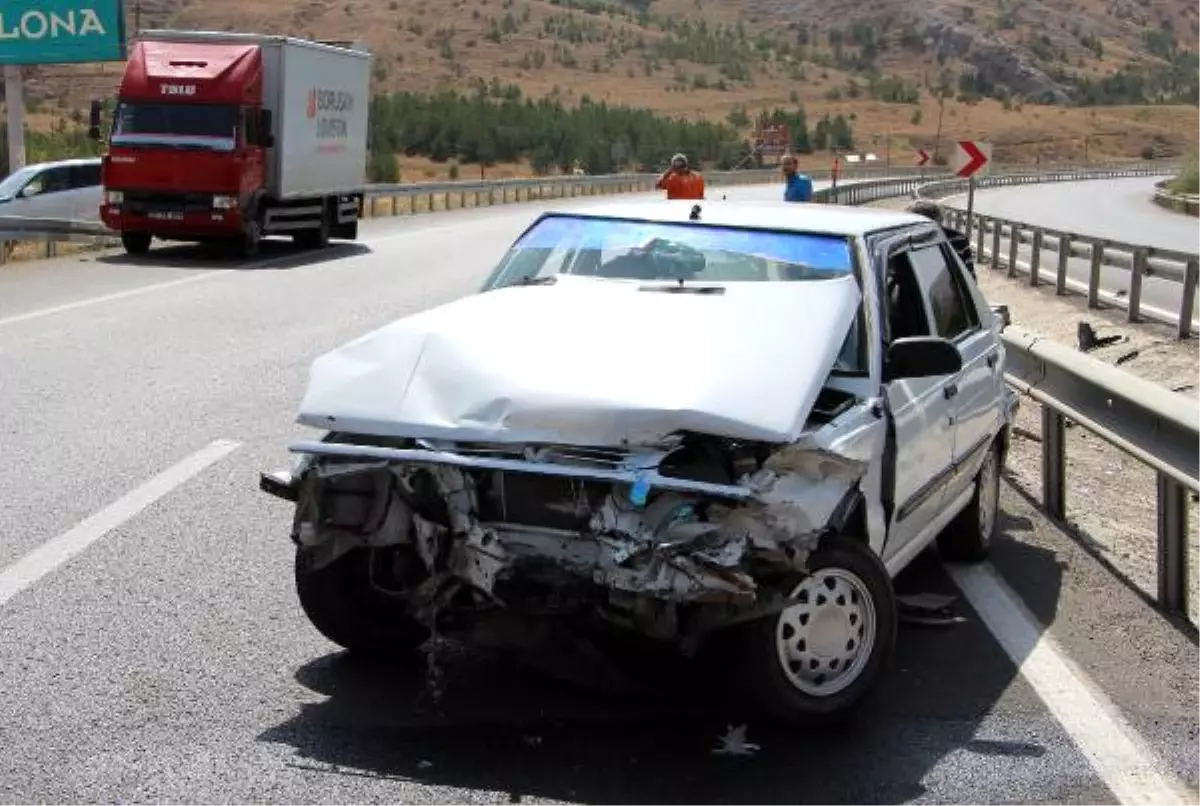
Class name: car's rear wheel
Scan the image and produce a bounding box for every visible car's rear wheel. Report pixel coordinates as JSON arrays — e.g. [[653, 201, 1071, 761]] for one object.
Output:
[[295, 546, 429, 658], [937, 441, 1001, 563], [730, 535, 897, 725]]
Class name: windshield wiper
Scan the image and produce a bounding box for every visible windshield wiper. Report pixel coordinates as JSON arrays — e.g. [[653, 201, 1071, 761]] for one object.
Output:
[[516, 275, 557, 286]]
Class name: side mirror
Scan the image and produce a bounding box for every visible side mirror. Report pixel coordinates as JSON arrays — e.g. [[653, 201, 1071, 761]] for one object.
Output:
[[886, 336, 962, 381], [260, 109, 275, 148], [87, 99, 102, 141]]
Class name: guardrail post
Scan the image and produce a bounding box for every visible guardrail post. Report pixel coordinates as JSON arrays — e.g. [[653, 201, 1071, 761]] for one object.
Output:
[[1088, 244, 1104, 308], [1056, 235, 1071, 294], [990, 219, 1002, 268], [1007, 224, 1020, 278], [1128, 248, 1147, 322], [1156, 473, 1188, 615], [1029, 231, 1043, 286], [976, 216, 986, 260], [1180, 258, 1198, 339], [1042, 407, 1067, 520]]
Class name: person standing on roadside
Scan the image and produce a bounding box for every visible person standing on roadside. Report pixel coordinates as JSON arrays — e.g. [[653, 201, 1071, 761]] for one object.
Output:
[[781, 154, 813, 202], [656, 153, 706, 200]]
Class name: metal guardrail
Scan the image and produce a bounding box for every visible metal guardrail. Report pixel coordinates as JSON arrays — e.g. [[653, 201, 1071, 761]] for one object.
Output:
[[1152, 178, 1200, 217], [914, 168, 1199, 338]]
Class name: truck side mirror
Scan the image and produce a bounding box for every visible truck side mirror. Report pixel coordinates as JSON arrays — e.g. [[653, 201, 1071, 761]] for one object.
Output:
[[87, 99, 102, 141], [260, 109, 275, 148]]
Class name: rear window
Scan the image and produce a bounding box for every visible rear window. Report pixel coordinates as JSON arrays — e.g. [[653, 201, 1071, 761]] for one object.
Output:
[[483, 214, 856, 289]]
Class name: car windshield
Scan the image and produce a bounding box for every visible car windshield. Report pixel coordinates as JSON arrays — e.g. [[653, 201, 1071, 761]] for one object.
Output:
[[111, 102, 237, 151], [485, 214, 857, 288], [0, 165, 41, 202]]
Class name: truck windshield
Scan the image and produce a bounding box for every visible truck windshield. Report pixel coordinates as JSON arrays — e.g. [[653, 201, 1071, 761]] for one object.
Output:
[[111, 102, 237, 151]]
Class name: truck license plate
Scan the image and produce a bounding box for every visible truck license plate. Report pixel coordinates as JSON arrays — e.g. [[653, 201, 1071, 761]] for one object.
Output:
[[148, 212, 183, 220]]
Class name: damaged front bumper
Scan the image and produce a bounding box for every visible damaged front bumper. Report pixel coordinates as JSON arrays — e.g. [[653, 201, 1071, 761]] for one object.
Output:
[[261, 431, 868, 642]]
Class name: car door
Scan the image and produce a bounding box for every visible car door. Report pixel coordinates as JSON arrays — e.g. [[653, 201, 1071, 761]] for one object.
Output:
[[877, 239, 959, 566], [11, 165, 73, 219], [905, 242, 1002, 505], [67, 162, 103, 222]]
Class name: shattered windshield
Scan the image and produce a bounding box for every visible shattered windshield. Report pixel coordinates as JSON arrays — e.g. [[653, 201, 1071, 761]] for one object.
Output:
[[111, 102, 237, 151], [484, 214, 857, 288]]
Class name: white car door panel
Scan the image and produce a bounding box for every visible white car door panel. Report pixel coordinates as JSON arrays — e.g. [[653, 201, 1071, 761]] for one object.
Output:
[[877, 243, 958, 565]]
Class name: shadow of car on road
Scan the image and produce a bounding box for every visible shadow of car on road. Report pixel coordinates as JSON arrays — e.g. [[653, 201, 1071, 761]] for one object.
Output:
[[258, 508, 1063, 804], [92, 239, 372, 271]]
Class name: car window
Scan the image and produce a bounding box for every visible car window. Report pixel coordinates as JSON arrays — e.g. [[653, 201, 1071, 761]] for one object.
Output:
[[32, 167, 72, 196], [486, 214, 857, 287], [907, 245, 977, 340], [885, 250, 931, 342], [69, 163, 101, 188]]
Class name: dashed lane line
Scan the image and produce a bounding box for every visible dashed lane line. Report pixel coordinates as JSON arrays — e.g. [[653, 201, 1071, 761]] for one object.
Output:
[[0, 439, 241, 609]]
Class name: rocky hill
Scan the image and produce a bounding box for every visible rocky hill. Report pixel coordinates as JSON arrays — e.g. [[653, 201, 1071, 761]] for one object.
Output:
[[11, 0, 1199, 164]]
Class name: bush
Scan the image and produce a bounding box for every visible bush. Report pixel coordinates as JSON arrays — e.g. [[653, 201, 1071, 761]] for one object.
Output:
[[1170, 149, 1199, 194]]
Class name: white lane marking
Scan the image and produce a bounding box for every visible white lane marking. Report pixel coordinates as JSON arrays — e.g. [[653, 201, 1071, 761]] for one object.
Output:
[[0, 269, 236, 329], [0, 439, 241, 609], [948, 562, 1197, 806]]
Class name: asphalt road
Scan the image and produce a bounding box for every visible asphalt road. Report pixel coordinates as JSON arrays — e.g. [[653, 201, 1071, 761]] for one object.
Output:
[[0, 179, 1196, 804], [942, 176, 1198, 323]]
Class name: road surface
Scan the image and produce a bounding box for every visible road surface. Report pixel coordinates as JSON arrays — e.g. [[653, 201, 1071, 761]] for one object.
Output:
[[0, 179, 1195, 804], [942, 176, 1198, 324]]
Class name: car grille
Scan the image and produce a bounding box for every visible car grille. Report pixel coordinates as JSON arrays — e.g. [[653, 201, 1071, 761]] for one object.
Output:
[[122, 190, 213, 215]]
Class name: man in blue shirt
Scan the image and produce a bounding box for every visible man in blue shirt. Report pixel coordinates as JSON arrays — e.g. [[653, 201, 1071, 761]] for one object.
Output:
[[781, 155, 813, 202]]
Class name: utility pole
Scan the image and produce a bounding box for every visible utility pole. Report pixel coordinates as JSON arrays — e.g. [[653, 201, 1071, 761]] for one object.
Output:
[[3, 65, 25, 174], [135, 0, 142, 33], [931, 92, 946, 167]]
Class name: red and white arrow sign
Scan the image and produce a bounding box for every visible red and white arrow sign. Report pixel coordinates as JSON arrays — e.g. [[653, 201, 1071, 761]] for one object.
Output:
[[952, 140, 992, 178], [916, 148, 929, 167]]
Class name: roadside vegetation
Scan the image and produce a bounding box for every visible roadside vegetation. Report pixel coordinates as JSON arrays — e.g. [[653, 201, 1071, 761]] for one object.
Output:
[[1169, 148, 1199, 194]]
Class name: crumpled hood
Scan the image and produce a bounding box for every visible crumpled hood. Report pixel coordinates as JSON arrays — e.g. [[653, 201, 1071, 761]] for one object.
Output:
[[296, 274, 861, 447]]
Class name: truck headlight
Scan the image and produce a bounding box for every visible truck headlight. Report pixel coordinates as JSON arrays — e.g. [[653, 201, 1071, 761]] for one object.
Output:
[[212, 195, 237, 210], [104, 190, 123, 204]]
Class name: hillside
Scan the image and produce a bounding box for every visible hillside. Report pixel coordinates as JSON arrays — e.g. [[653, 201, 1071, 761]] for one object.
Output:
[[10, 0, 1199, 171]]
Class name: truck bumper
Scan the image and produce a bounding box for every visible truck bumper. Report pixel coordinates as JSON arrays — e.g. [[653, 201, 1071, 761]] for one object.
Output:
[[101, 204, 244, 238]]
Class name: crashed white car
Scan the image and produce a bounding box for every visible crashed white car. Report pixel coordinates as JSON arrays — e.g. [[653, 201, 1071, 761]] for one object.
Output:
[[260, 199, 1017, 723]]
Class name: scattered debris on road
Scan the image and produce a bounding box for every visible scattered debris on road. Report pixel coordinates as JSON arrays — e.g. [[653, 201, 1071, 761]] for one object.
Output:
[[712, 724, 761, 757], [1077, 321, 1123, 353], [897, 592, 967, 628]]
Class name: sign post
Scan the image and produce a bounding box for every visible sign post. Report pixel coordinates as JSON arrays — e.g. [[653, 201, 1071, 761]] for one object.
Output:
[[0, 0, 127, 175], [3, 66, 25, 173], [951, 140, 992, 239]]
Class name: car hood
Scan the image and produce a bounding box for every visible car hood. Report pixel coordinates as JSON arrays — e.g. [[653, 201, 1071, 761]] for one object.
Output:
[[296, 274, 861, 447]]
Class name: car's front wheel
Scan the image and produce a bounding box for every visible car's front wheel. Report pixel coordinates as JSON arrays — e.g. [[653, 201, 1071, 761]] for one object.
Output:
[[295, 547, 430, 658], [730, 535, 897, 725]]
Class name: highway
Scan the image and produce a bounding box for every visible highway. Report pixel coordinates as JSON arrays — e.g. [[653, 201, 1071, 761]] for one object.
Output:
[[941, 176, 1198, 323], [0, 179, 1196, 804]]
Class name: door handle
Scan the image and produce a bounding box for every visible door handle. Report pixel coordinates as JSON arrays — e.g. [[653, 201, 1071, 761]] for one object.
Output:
[[986, 353, 998, 369], [944, 383, 959, 399]]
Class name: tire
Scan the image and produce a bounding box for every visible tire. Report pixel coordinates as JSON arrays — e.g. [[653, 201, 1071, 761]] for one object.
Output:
[[238, 219, 261, 259], [729, 535, 897, 725], [937, 441, 1001, 563], [293, 210, 330, 249], [295, 547, 429, 658], [121, 231, 151, 255]]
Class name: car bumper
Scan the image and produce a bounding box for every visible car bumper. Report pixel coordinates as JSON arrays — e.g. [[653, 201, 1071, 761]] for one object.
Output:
[[101, 204, 243, 235]]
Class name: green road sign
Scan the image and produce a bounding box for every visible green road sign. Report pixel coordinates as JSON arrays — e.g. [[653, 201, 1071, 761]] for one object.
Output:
[[0, 0, 127, 65]]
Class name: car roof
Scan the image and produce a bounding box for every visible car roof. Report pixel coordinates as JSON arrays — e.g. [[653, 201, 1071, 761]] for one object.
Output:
[[19, 157, 103, 172], [543, 198, 930, 238]]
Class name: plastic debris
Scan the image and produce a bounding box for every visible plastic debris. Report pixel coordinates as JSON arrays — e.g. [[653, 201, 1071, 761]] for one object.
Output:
[[417, 760, 434, 770], [712, 724, 761, 757], [897, 592, 966, 628]]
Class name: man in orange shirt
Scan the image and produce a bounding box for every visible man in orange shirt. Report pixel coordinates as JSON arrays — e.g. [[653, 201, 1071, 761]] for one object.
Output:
[[656, 153, 706, 200]]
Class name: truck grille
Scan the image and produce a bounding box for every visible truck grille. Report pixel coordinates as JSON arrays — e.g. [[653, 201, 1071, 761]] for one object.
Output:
[[122, 190, 214, 216]]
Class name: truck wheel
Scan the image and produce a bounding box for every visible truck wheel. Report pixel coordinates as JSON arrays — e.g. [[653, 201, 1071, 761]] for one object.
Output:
[[729, 535, 897, 725], [294, 216, 330, 250], [295, 546, 429, 658], [121, 231, 151, 255], [937, 442, 1001, 563], [238, 220, 262, 259]]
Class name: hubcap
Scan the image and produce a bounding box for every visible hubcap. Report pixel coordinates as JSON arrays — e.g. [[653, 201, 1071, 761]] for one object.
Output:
[[978, 448, 999, 543], [775, 568, 877, 697]]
